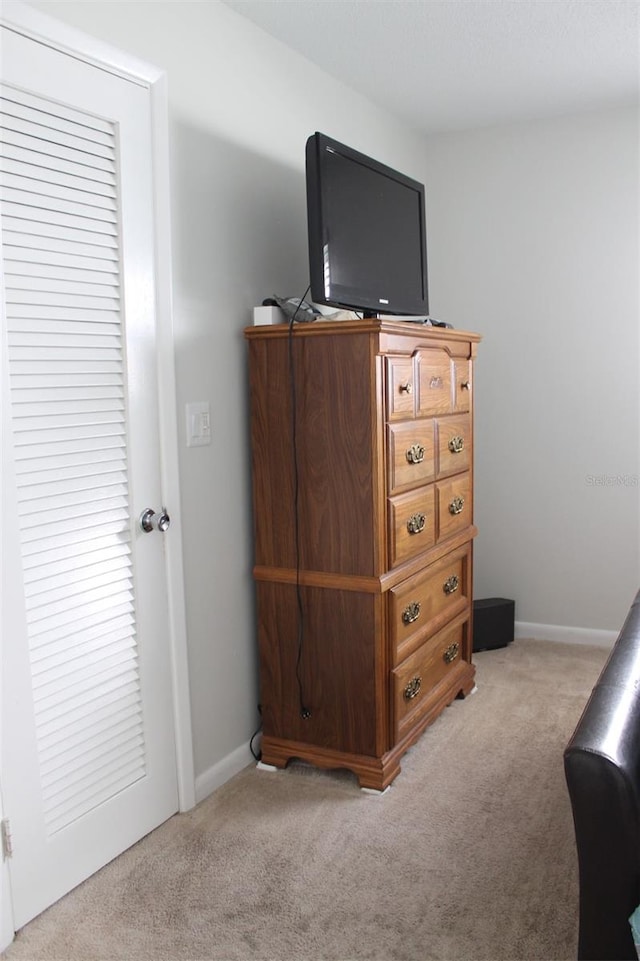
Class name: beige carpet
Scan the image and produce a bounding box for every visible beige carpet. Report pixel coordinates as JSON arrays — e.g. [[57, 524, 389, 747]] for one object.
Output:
[[3, 638, 610, 961]]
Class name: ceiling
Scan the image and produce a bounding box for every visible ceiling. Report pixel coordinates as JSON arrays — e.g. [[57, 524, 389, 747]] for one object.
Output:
[[222, 0, 639, 134]]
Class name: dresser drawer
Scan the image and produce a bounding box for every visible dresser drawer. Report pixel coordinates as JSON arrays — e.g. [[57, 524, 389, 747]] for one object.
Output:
[[389, 545, 470, 663], [388, 485, 436, 568], [437, 473, 472, 542], [393, 621, 468, 741], [436, 414, 471, 477], [418, 351, 452, 416], [386, 356, 415, 421], [387, 420, 435, 495], [453, 359, 472, 412]]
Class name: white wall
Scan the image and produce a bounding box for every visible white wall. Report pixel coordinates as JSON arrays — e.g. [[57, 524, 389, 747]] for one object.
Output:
[[24, 0, 428, 792], [423, 108, 640, 633]]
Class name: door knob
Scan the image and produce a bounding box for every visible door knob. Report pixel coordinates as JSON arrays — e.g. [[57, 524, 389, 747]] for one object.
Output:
[[139, 508, 171, 533]]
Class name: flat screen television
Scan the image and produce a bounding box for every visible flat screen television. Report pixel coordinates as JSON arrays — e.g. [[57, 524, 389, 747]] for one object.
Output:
[[305, 132, 429, 318]]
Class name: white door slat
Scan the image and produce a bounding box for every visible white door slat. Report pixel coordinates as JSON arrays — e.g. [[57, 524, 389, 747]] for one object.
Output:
[[35, 664, 141, 720], [13, 436, 126, 461], [39, 709, 143, 778], [25, 554, 131, 601], [8, 304, 120, 323], [10, 358, 123, 376], [30, 620, 134, 673], [26, 559, 132, 607], [35, 682, 141, 747], [1, 154, 117, 199], [28, 602, 135, 653], [5, 262, 119, 288], [30, 616, 135, 667], [0, 166, 117, 204], [7, 292, 120, 313], [15, 449, 126, 479], [14, 401, 125, 421], [23, 544, 132, 587], [6, 276, 119, 299], [29, 596, 134, 641], [13, 409, 124, 432], [1, 185, 117, 222], [41, 728, 144, 793], [0, 112, 116, 160], [42, 751, 145, 829], [17, 469, 127, 502], [44, 759, 146, 836], [10, 347, 122, 365], [20, 509, 130, 548], [12, 371, 123, 390], [33, 641, 137, 695], [42, 745, 145, 809], [38, 701, 142, 765], [1, 198, 117, 234], [19, 470, 127, 499], [19, 488, 128, 522], [20, 494, 129, 530], [20, 522, 131, 564], [10, 384, 123, 403], [2, 213, 118, 246], [8, 328, 122, 346], [1, 127, 115, 172], [1, 140, 117, 186], [0, 85, 115, 136], [13, 422, 125, 448], [2, 231, 119, 261], [41, 736, 144, 807], [20, 536, 132, 577]]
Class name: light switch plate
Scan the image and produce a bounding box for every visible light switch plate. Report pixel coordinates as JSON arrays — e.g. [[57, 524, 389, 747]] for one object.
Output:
[[186, 401, 211, 447]]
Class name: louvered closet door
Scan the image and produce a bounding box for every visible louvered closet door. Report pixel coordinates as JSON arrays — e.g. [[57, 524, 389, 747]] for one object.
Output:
[[1, 27, 178, 928]]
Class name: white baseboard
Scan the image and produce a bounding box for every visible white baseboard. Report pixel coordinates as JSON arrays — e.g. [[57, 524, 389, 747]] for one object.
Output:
[[194, 743, 255, 805], [515, 620, 617, 648]]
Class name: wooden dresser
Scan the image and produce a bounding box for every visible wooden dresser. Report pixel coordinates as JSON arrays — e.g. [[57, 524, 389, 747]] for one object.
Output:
[[245, 318, 481, 790]]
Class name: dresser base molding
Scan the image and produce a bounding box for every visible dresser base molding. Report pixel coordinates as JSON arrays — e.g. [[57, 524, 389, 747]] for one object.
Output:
[[260, 660, 476, 791]]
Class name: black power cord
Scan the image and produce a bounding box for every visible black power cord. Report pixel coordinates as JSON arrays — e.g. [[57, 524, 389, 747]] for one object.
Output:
[[287, 286, 312, 720], [249, 704, 262, 761]]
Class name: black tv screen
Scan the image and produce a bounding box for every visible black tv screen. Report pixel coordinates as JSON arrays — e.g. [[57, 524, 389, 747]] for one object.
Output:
[[305, 132, 429, 317]]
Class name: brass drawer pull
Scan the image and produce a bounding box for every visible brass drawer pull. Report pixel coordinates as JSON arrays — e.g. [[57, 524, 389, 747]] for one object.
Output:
[[443, 575, 459, 595], [448, 436, 464, 454], [461, 381, 471, 391], [406, 443, 425, 465], [406, 513, 426, 535], [399, 382, 413, 394], [443, 642, 460, 664], [404, 675, 422, 701], [402, 601, 421, 625], [449, 496, 465, 515]]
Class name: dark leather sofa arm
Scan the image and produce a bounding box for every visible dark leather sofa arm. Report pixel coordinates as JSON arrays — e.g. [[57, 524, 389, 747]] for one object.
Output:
[[564, 590, 640, 961]]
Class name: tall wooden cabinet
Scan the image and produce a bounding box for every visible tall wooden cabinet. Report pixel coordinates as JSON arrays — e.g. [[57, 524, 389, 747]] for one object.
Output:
[[245, 319, 481, 790]]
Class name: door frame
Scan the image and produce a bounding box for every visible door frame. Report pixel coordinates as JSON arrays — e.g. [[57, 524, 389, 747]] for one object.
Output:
[[0, 1, 195, 948]]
